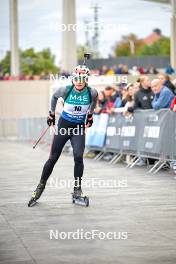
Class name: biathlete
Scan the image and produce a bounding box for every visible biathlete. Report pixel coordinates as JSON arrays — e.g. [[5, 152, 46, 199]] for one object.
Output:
[[28, 64, 98, 207]]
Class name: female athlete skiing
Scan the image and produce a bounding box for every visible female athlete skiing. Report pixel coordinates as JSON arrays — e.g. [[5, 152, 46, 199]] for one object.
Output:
[[28, 63, 98, 207]]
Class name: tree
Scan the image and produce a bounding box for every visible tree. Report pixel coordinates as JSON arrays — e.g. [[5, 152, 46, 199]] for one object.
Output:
[[137, 37, 170, 56], [21, 48, 59, 75], [0, 51, 10, 74], [0, 48, 59, 75], [114, 34, 144, 57]]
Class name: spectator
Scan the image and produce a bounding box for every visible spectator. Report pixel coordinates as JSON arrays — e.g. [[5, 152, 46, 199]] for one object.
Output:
[[106, 67, 115, 75], [99, 65, 108, 75], [138, 67, 145, 74], [125, 83, 135, 109], [129, 66, 140, 76], [115, 64, 123, 74], [146, 65, 158, 74], [165, 64, 175, 75], [94, 86, 116, 114], [170, 97, 176, 112], [121, 65, 129, 74], [113, 83, 128, 108], [158, 73, 176, 95], [128, 76, 154, 113], [133, 81, 140, 93], [110, 83, 134, 115], [151, 79, 174, 110]]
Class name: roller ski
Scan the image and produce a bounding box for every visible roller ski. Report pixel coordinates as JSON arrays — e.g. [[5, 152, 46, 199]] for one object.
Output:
[[72, 186, 89, 207], [28, 182, 46, 207]]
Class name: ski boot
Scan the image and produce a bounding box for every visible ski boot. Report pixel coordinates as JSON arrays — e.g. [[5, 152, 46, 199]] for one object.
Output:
[[72, 186, 89, 207], [28, 181, 46, 207]]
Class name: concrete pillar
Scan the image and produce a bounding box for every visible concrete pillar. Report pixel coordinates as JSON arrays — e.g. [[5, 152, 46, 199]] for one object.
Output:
[[171, 0, 176, 68], [61, 0, 77, 72], [10, 0, 20, 76]]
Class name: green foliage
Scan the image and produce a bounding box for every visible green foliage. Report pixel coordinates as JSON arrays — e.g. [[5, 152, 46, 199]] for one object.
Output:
[[0, 48, 59, 75], [0, 51, 10, 74], [137, 37, 170, 56], [114, 34, 170, 57], [114, 34, 144, 57]]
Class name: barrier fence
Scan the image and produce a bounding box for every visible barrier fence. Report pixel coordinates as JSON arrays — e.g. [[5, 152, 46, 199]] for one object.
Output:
[[86, 109, 176, 159], [85, 109, 176, 172], [0, 109, 175, 173]]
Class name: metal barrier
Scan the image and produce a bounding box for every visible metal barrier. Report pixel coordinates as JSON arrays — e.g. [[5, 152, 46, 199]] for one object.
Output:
[[85, 109, 176, 173], [0, 109, 175, 173]]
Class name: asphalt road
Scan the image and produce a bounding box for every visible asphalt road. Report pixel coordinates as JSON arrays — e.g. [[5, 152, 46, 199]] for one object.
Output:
[[0, 141, 176, 264]]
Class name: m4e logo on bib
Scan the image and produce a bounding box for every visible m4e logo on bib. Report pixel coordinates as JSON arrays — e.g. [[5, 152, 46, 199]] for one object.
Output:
[[69, 94, 89, 103]]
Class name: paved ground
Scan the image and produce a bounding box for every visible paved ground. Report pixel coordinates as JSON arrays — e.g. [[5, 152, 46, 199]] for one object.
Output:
[[0, 141, 176, 264]]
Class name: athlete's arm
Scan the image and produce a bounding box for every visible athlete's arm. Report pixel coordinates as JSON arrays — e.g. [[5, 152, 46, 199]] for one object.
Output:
[[50, 87, 67, 114]]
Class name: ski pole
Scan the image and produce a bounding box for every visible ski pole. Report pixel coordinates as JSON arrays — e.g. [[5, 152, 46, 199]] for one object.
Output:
[[33, 126, 50, 149]]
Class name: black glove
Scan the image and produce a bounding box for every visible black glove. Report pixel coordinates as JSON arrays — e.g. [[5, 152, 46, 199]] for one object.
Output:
[[47, 111, 55, 126], [85, 113, 93, 127]]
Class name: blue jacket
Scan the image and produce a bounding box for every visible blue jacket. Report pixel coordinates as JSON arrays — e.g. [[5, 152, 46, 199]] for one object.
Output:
[[152, 86, 174, 110]]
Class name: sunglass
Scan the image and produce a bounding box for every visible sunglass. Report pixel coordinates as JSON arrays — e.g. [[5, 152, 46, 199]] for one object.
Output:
[[73, 76, 88, 82]]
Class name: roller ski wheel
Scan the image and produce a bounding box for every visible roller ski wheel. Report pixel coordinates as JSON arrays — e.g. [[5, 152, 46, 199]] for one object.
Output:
[[72, 187, 89, 207], [28, 182, 45, 207], [28, 196, 38, 207]]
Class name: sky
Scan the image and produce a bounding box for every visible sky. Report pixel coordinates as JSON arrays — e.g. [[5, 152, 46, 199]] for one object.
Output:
[[0, 0, 171, 65]]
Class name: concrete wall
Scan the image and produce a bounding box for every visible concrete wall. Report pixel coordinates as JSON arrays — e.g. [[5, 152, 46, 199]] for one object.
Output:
[[0, 75, 176, 119], [0, 81, 50, 118]]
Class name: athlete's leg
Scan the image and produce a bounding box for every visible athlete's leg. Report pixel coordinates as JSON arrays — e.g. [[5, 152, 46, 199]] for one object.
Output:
[[70, 130, 85, 188], [40, 131, 69, 183], [28, 132, 69, 205]]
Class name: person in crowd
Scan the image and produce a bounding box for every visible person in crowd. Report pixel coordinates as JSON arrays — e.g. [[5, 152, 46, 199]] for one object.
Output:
[[127, 76, 154, 113], [165, 64, 175, 75], [94, 91, 106, 114], [99, 65, 108, 75], [115, 64, 123, 74], [169, 95, 176, 172], [127, 76, 154, 166], [123, 84, 135, 116], [118, 83, 128, 106], [108, 83, 135, 164], [110, 83, 134, 116], [121, 65, 129, 74], [113, 85, 123, 108], [151, 79, 174, 110], [157, 72, 176, 95], [106, 67, 115, 75], [129, 66, 140, 76], [133, 81, 140, 93], [170, 96, 176, 112], [94, 86, 116, 114], [138, 67, 145, 74], [146, 65, 158, 74]]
